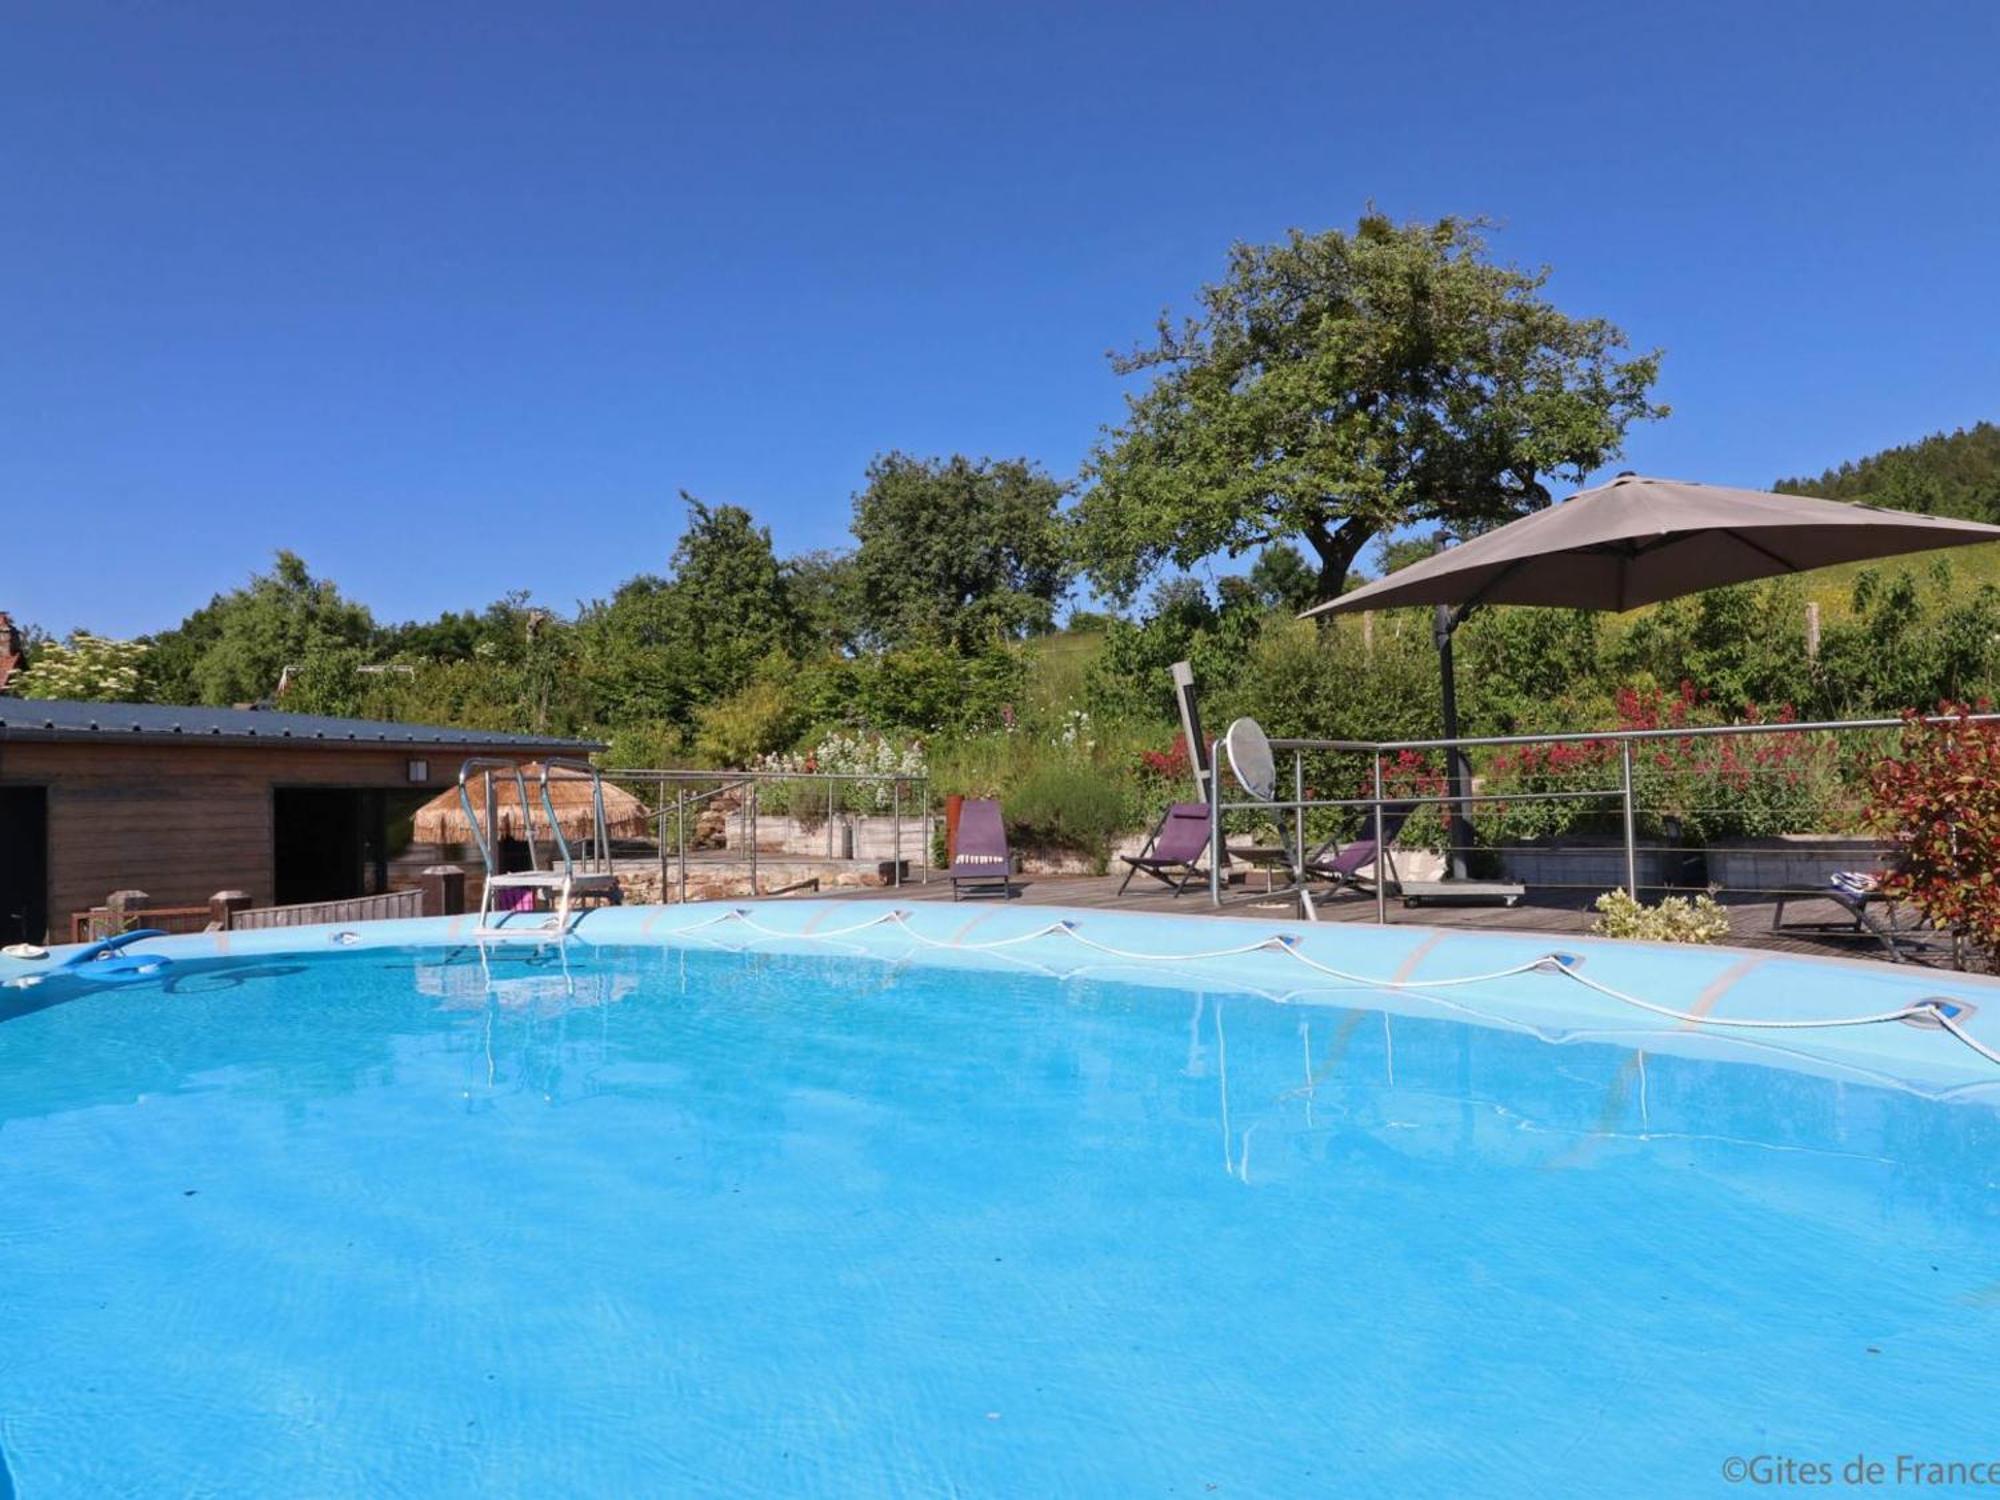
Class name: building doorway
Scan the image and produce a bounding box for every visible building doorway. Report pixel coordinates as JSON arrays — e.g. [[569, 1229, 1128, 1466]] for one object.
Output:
[[273, 789, 389, 906], [0, 786, 49, 944]]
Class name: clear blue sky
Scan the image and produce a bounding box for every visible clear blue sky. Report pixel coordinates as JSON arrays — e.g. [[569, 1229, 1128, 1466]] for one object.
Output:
[[5, 0, 1997, 637]]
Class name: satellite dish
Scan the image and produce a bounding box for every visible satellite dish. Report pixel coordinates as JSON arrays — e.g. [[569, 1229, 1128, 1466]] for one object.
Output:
[[1223, 717, 1276, 801]]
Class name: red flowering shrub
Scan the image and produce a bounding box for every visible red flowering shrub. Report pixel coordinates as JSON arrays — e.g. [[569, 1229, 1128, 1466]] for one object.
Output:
[[1136, 732, 1192, 787], [1480, 680, 1858, 843], [1868, 704, 2000, 956]]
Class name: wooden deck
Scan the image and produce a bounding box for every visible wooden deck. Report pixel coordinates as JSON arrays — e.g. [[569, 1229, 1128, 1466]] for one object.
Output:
[[815, 870, 1946, 967]]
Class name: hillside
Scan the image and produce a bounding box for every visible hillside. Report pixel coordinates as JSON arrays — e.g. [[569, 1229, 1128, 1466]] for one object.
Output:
[[1776, 421, 2000, 521]]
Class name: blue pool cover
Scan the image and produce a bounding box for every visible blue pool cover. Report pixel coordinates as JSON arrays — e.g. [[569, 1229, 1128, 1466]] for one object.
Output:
[[3, 901, 1999, 1496]]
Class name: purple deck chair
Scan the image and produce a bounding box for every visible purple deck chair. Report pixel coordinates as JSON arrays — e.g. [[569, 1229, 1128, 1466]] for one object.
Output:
[[1302, 803, 1414, 895], [1118, 802, 1215, 897], [949, 798, 1015, 900]]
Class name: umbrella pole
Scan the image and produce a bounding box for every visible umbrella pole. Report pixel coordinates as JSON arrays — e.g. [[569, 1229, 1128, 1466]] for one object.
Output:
[[1434, 604, 1474, 880]]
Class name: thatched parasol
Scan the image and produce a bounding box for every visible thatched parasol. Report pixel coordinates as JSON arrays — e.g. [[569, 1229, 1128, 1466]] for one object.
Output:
[[413, 762, 652, 845]]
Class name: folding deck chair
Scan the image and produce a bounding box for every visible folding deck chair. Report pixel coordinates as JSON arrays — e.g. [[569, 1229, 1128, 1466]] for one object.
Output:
[[949, 798, 1015, 900], [1301, 802, 1415, 896], [1118, 802, 1215, 897]]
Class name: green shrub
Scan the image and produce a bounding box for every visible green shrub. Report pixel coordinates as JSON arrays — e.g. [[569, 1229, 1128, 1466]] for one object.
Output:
[[1004, 763, 1131, 870], [1590, 889, 1731, 944], [693, 672, 807, 766]]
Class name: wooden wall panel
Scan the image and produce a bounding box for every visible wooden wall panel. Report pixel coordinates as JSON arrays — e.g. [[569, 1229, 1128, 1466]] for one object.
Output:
[[0, 739, 537, 936]]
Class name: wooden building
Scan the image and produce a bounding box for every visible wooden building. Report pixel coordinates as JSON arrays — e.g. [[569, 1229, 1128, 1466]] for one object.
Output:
[[0, 698, 602, 945]]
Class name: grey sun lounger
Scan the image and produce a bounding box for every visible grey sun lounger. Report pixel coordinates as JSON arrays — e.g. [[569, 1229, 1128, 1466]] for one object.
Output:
[[1772, 870, 1951, 965], [1118, 802, 1214, 897], [949, 798, 1015, 900]]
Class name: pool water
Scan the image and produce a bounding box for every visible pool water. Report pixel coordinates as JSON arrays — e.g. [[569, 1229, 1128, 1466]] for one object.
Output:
[[3, 938, 1998, 1496]]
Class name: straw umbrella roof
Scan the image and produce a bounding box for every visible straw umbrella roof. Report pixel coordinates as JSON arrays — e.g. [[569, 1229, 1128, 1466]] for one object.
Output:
[[413, 762, 651, 844]]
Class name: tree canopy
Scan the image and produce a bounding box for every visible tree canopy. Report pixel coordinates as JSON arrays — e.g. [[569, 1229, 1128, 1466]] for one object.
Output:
[[849, 453, 1070, 651], [1071, 213, 1666, 602], [1777, 421, 2000, 521], [141, 551, 376, 706]]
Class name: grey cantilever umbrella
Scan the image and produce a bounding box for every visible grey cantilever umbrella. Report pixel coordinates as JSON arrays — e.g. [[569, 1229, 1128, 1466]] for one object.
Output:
[[1303, 473, 2000, 876], [1305, 474, 2000, 618]]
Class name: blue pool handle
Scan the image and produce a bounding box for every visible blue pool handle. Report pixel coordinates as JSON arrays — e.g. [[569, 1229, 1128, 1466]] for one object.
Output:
[[60, 929, 171, 972]]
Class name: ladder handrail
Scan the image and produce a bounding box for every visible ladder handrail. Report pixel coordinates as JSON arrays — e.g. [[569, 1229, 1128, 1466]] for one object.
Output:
[[457, 757, 543, 877], [537, 757, 612, 880]]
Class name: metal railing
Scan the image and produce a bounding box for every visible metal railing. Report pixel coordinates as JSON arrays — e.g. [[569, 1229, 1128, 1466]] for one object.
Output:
[[1201, 712, 2000, 923], [604, 768, 932, 902], [456, 756, 615, 886]]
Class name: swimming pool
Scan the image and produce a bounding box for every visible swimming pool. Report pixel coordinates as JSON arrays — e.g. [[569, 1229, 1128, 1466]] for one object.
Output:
[[4, 902, 1999, 1496]]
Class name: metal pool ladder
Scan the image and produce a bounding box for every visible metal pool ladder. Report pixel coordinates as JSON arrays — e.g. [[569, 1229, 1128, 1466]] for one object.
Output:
[[459, 757, 621, 943]]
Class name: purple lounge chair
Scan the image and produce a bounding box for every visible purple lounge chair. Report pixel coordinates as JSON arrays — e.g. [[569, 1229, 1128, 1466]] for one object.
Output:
[[1118, 802, 1214, 897], [1302, 803, 1414, 894], [949, 798, 1015, 900]]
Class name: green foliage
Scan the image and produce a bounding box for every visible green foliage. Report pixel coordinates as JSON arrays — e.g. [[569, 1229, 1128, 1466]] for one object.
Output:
[[693, 660, 810, 766], [1590, 889, 1731, 944], [1374, 534, 1445, 575], [1778, 421, 2000, 521], [577, 498, 800, 731], [784, 550, 861, 655], [1815, 563, 2000, 716], [1002, 763, 1131, 869], [1869, 707, 2000, 960], [1609, 579, 1812, 712], [1071, 212, 1665, 602], [1085, 577, 1264, 722], [278, 644, 369, 717], [1456, 607, 1605, 734], [849, 453, 1070, 650], [143, 551, 375, 706], [839, 642, 1026, 737], [1245, 544, 1319, 614], [14, 631, 149, 701]]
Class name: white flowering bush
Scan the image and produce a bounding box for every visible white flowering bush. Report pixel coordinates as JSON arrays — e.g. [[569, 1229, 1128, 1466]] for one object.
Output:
[[1052, 708, 1096, 757], [15, 632, 149, 702], [759, 732, 927, 815], [1591, 889, 1731, 944]]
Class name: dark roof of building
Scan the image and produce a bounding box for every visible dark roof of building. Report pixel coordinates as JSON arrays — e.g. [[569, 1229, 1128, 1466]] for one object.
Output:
[[0, 697, 606, 752]]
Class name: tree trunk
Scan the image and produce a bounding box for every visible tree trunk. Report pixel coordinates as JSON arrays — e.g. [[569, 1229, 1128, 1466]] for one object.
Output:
[[1301, 519, 1374, 602]]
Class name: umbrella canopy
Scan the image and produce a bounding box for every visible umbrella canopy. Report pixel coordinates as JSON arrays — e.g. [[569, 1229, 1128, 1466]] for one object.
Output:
[[1306, 474, 2000, 617], [413, 762, 652, 845]]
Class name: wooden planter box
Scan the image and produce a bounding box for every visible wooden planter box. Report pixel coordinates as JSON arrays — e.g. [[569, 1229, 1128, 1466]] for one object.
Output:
[[1703, 835, 1894, 892]]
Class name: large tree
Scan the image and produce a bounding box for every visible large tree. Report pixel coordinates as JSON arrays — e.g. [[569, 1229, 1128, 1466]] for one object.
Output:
[[580, 497, 800, 727], [1072, 213, 1667, 602], [141, 551, 376, 705], [849, 453, 1070, 651]]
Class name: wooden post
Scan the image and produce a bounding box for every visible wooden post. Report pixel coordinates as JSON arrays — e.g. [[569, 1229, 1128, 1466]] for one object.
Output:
[[1804, 600, 1821, 662], [1363, 611, 1375, 661], [105, 889, 149, 937], [209, 890, 253, 930], [420, 864, 467, 917]]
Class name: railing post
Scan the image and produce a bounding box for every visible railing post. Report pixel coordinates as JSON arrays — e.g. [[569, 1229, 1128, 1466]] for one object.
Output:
[[416, 866, 465, 918], [1620, 737, 1638, 897], [677, 790, 688, 904], [1292, 749, 1306, 885], [749, 781, 759, 896], [1209, 739, 1224, 907], [656, 781, 667, 898], [210, 889, 254, 930], [892, 778, 903, 887], [1372, 752, 1388, 926]]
